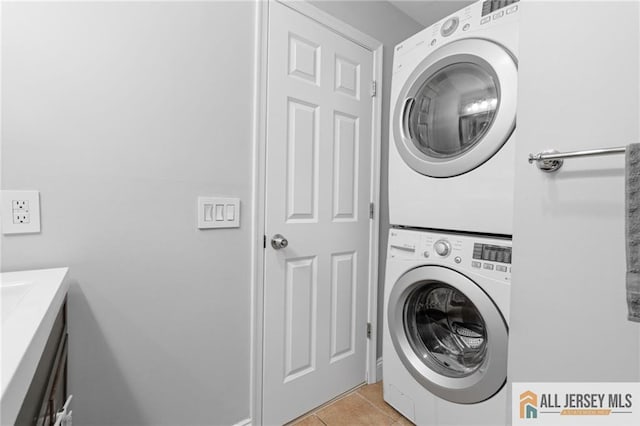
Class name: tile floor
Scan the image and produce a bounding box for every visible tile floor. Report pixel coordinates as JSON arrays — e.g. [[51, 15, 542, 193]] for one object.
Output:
[[288, 382, 413, 426]]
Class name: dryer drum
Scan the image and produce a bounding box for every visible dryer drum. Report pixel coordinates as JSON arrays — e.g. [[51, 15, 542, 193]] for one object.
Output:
[[392, 39, 517, 178]]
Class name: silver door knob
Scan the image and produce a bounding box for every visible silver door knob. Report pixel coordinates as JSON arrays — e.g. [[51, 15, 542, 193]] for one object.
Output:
[[271, 234, 288, 250]]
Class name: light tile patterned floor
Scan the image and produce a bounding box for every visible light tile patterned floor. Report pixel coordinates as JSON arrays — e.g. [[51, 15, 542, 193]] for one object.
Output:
[[288, 382, 413, 426]]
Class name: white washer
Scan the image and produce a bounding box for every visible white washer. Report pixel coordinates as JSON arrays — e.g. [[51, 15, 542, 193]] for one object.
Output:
[[389, 0, 519, 235], [383, 227, 511, 425]]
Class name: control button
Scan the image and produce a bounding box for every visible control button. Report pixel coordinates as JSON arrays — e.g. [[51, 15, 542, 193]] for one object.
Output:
[[504, 252, 512, 263], [434, 240, 451, 257], [472, 261, 482, 268], [506, 5, 518, 14], [463, 23, 471, 31], [423, 251, 430, 258], [480, 16, 491, 25], [483, 263, 494, 270], [430, 39, 437, 46], [440, 16, 459, 37], [496, 265, 508, 272], [493, 11, 504, 19], [454, 256, 462, 264]]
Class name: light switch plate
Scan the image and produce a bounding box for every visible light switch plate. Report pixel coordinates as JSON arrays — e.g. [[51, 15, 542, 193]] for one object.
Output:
[[198, 197, 240, 229], [1, 190, 41, 234]]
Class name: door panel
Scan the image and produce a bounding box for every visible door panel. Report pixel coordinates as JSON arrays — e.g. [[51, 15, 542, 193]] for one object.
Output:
[[332, 112, 359, 220], [263, 2, 374, 424], [284, 256, 317, 381], [330, 251, 357, 362], [286, 99, 318, 221]]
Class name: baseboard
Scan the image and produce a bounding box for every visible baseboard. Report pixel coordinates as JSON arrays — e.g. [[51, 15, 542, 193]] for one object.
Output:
[[377, 357, 383, 381], [233, 418, 252, 426]]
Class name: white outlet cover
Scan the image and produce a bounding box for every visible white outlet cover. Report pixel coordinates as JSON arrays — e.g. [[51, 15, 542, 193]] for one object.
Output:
[[1, 190, 41, 234]]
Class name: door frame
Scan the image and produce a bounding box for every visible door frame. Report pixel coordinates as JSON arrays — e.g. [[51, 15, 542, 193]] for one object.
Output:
[[250, 0, 383, 424]]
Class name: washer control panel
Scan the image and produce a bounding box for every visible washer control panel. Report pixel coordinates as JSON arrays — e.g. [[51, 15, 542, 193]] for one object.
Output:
[[440, 17, 459, 37], [434, 239, 452, 257], [388, 228, 512, 281]]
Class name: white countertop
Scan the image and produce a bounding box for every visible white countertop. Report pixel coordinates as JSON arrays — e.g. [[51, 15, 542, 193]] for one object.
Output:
[[1, 267, 69, 425]]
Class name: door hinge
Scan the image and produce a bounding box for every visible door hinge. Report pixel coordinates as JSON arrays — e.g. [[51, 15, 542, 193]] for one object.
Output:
[[369, 202, 374, 219], [366, 322, 372, 339], [263, 235, 266, 249], [370, 81, 377, 97]]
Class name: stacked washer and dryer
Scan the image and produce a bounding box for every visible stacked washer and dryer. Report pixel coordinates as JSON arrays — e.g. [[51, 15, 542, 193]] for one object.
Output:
[[383, 1, 519, 425]]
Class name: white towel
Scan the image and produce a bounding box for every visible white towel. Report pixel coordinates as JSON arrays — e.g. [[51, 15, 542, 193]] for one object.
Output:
[[626, 143, 640, 322]]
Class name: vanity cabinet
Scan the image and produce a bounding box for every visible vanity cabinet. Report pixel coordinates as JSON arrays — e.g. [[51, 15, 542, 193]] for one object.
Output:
[[14, 299, 68, 426]]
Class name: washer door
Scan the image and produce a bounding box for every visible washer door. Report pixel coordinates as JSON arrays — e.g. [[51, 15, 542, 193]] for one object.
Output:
[[387, 266, 508, 404], [393, 39, 517, 177]]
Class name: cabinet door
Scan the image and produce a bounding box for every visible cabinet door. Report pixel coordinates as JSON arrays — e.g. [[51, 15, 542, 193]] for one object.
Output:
[[49, 334, 69, 424], [15, 302, 66, 426]]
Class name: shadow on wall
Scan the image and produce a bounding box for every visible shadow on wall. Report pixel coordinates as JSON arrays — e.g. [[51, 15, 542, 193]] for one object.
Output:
[[67, 280, 144, 425], [68, 275, 235, 425]]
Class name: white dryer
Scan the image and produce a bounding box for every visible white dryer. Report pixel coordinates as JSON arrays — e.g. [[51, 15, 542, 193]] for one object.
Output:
[[389, 0, 519, 235], [383, 227, 511, 425]]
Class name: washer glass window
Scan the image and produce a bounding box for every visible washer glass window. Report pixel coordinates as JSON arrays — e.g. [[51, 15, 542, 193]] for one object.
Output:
[[406, 62, 499, 160], [404, 282, 487, 378]]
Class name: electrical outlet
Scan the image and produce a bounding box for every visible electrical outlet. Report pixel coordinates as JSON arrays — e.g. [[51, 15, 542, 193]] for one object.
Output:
[[13, 212, 30, 224], [12, 200, 29, 210], [1, 190, 41, 234]]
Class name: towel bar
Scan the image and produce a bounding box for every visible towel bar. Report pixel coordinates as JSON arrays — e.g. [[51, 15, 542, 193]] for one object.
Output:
[[528, 146, 627, 172]]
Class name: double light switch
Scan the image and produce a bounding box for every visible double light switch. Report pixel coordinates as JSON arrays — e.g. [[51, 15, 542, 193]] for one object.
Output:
[[198, 197, 240, 229]]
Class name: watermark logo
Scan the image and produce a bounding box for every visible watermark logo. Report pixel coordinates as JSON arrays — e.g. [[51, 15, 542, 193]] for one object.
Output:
[[520, 390, 538, 419], [513, 383, 640, 425]]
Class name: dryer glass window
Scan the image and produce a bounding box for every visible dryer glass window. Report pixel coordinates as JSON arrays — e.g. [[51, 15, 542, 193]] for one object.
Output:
[[404, 282, 487, 377], [406, 63, 498, 159]]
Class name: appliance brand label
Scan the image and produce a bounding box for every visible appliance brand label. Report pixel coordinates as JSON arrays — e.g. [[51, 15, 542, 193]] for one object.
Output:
[[513, 383, 640, 425]]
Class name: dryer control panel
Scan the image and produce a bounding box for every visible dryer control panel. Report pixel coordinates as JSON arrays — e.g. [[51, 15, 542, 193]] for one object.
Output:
[[481, 0, 520, 17], [393, 0, 519, 75]]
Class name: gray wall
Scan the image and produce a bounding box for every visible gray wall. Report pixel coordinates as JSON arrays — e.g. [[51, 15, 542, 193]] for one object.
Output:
[[509, 0, 639, 390], [1, 1, 423, 424], [309, 0, 423, 359], [2, 2, 254, 424]]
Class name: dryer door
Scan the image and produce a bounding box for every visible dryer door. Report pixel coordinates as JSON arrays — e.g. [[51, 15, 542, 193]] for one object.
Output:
[[393, 39, 517, 177], [387, 265, 508, 404]]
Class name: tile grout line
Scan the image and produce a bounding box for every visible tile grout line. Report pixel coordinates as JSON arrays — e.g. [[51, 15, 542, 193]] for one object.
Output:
[[356, 387, 400, 419], [288, 384, 365, 425], [313, 383, 364, 414], [353, 391, 398, 423]]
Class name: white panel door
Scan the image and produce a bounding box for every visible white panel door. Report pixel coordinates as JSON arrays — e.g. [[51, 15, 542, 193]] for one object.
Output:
[[509, 0, 639, 385], [263, 2, 374, 424]]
